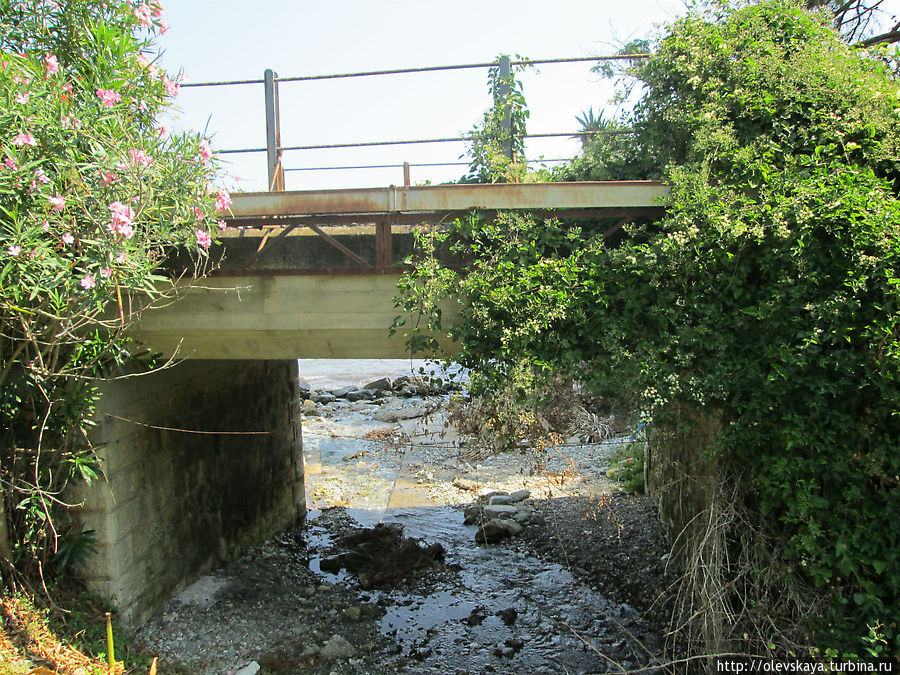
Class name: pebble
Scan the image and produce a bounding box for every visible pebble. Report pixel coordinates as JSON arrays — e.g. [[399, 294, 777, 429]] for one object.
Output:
[[319, 634, 356, 660], [234, 662, 260, 675]]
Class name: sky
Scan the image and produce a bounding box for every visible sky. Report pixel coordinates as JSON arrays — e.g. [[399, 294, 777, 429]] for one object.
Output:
[[155, 1, 689, 191]]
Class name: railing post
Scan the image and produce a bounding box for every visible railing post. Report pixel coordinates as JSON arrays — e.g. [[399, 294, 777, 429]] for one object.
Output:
[[495, 55, 513, 160], [403, 162, 411, 187], [264, 69, 284, 191]]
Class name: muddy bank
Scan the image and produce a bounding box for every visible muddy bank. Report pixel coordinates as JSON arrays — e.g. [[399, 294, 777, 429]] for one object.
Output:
[[137, 383, 679, 674]]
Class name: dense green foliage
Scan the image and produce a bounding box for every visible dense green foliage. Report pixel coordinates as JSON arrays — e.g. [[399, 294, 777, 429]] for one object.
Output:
[[0, 0, 225, 576], [401, 0, 900, 657]]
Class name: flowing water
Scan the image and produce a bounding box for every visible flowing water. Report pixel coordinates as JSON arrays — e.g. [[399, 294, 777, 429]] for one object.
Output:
[[300, 360, 665, 674]]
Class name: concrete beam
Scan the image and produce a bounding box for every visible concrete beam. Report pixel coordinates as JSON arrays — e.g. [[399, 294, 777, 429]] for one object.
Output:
[[129, 274, 454, 359], [229, 181, 668, 219]]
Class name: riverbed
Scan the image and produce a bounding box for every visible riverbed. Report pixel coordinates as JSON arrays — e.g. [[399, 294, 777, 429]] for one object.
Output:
[[136, 361, 678, 674]]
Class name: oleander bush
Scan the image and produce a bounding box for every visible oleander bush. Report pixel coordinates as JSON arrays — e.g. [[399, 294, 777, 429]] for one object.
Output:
[[0, 0, 227, 578]]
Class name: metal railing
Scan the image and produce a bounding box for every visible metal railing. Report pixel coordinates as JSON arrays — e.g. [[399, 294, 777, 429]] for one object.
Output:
[[180, 54, 650, 191]]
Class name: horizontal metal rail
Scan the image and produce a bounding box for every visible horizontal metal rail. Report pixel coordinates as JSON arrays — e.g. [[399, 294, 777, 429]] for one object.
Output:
[[218, 130, 634, 156], [181, 54, 649, 89], [283, 158, 572, 173]]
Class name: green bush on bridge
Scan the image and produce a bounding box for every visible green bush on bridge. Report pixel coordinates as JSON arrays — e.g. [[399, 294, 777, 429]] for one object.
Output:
[[401, 0, 900, 658], [0, 0, 226, 578]]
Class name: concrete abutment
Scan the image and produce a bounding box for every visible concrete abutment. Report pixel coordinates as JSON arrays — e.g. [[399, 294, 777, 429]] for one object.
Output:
[[73, 359, 304, 626]]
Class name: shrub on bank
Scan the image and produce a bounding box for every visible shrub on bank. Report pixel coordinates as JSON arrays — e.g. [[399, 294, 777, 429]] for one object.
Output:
[[0, 0, 225, 577], [400, 0, 900, 658]]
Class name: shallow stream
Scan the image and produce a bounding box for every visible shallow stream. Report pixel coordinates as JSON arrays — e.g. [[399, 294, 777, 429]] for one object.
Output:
[[138, 360, 668, 674]]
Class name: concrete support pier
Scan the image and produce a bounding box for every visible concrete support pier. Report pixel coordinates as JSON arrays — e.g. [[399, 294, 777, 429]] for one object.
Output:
[[73, 359, 305, 626]]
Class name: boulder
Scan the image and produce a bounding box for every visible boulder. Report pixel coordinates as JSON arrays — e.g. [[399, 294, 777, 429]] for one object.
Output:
[[475, 518, 510, 544], [483, 504, 518, 519], [463, 505, 481, 525], [364, 377, 392, 391], [509, 489, 531, 503], [488, 494, 513, 506], [330, 386, 359, 399], [373, 402, 432, 422], [346, 389, 376, 401], [234, 662, 261, 675], [500, 519, 524, 536], [301, 399, 318, 415]]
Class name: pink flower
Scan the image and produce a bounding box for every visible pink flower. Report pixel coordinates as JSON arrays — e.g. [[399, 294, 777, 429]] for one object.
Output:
[[3, 157, 19, 171], [7, 245, 21, 256], [161, 75, 179, 97], [33, 168, 50, 184], [107, 201, 136, 238], [80, 274, 96, 289], [100, 266, 113, 278], [128, 148, 152, 167], [137, 100, 148, 112], [198, 139, 212, 163], [12, 132, 37, 147], [107, 221, 135, 239], [61, 232, 74, 245], [108, 200, 135, 225], [158, 20, 169, 34], [115, 252, 127, 264], [96, 88, 121, 108], [156, 124, 167, 135], [195, 229, 212, 249], [42, 221, 50, 232], [217, 220, 228, 230], [214, 190, 232, 212], [48, 195, 66, 211], [134, 3, 153, 26], [99, 169, 119, 186], [44, 54, 59, 75], [15, 92, 29, 104], [152, 1, 164, 17]]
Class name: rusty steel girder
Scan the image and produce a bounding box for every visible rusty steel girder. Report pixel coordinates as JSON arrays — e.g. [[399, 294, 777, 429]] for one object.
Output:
[[227, 181, 668, 219]]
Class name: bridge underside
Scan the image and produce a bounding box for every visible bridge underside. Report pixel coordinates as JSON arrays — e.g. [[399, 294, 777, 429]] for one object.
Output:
[[130, 274, 438, 359]]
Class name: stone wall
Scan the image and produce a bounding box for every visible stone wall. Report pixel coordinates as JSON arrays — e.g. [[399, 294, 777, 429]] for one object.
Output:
[[73, 359, 304, 626], [645, 407, 730, 654]]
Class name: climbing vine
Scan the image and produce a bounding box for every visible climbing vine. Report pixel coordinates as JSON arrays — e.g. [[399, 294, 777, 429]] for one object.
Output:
[[461, 54, 532, 184]]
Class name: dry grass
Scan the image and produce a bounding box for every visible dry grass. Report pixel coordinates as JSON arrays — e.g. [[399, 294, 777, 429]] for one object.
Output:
[[0, 595, 123, 675]]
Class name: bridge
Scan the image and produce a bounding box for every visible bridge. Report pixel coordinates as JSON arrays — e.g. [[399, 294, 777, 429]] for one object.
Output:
[[74, 57, 669, 626], [131, 180, 666, 359]]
